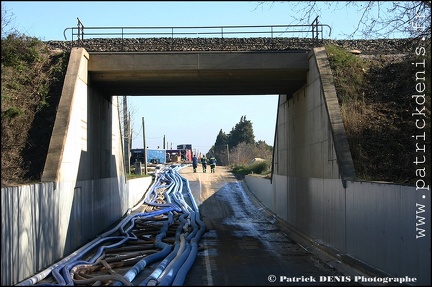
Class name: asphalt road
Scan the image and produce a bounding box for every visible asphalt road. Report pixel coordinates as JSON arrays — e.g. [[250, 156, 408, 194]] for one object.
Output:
[[179, 165, 360, 286]]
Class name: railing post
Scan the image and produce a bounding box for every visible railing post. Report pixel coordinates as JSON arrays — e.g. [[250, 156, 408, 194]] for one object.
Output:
[[311, 16, 319, 46], [77, 17, 84, 47], [171, 28, 174, 51], [122, 28, 124, 52], [312, 23, 315, 43]]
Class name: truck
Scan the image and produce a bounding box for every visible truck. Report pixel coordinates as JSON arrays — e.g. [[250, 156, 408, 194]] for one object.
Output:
[[130, 148, 166, 165], [176, 144, 193, 162]]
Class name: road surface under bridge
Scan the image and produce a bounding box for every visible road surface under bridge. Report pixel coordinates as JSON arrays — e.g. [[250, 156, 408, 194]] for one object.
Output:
[[181, 166, 363, 286]]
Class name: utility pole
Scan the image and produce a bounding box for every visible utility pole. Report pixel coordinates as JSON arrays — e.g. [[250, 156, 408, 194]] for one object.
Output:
[[163, 135, 166, 149], [226, 144, 230, 165], [128, 112, 132, 149], [142, 117, 147, 175], [123, 96, 130, 173]]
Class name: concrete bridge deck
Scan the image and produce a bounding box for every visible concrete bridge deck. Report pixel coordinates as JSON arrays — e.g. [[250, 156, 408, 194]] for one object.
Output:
[[88, 51, 309, 95]]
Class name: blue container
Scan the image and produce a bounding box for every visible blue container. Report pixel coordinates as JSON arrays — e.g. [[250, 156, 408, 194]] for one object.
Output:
[[147, 149, 166, 164]]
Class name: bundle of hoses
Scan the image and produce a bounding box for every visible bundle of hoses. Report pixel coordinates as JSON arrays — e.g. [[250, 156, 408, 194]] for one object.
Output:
[[17, 164, 206, 286]]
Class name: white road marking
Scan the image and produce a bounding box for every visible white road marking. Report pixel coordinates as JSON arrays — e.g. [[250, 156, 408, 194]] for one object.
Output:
[[198, 172, 213, 285], [203, 238, 213, 286]]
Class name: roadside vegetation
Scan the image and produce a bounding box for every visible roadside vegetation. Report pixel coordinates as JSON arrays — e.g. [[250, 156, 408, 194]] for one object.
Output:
[[1, 33, 69, 186], [126, 172, 151, 180], [206, 115, 273, 177], [326, 43, 431, 184], [231, 160, 271, 179]]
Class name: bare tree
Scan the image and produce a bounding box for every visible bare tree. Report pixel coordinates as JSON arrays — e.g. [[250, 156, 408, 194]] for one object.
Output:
[[256, 1, 431, 39], [230, 142, 256, 166], [118, 96, 141, 145], [1, 3, 17, 38], [228, 141, 273, 166]]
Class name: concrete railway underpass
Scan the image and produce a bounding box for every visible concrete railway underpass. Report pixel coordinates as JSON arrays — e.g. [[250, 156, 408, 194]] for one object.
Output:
[[1, 28, 430, 286]]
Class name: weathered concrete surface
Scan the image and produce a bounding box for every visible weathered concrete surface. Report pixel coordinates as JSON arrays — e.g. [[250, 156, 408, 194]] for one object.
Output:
[[87, 51, 309, 95], [313, 46, 355, 184], [244, 174, 431, 286], [42, 48, 90, 182]]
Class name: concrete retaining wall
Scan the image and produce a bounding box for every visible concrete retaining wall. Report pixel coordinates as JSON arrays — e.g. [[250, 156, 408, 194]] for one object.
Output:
[[0, 178, 152, 286], [248, 45, 430, 285], [0, 47, 153, 285], [127, 176, 153, 208], [244, 175, 431, 285], [273, 47, 354, 185]]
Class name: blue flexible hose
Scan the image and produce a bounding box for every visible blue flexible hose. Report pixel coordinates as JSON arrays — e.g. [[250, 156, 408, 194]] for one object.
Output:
[[19, 164, 205, 286]]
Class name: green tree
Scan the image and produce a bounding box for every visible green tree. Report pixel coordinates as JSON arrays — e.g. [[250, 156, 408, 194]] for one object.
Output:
[[214, 129, 229, 164], [208, 129, 230, 165], [228, 115, 255, 149], [215, 129, 229, 149], [209, 116, 274, 167]]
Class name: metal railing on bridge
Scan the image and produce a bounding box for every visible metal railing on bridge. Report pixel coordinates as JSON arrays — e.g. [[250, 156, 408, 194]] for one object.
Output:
[[63, 17, 331, 51]]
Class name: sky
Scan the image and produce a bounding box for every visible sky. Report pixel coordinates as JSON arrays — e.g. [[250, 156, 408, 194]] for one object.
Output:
[[2, 1, 412, 154], [125, 95, 278, 156]]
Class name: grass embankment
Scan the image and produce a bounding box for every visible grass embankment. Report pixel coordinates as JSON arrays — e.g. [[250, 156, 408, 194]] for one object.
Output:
[[1, 34, 68, 186], [326, 44, 430, 184]]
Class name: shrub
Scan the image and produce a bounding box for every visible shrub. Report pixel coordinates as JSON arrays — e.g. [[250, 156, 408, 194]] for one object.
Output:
[[232, 160, 270, 176]]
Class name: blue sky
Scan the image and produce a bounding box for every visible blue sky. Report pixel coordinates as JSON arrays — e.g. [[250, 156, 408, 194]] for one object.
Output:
[[3, 1, 408, 41], [2, 1, 411, 154], [127, 95, 278, 155]]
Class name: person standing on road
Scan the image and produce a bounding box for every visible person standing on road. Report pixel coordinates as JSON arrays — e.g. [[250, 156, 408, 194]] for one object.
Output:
[[209, 155, 217, 173], [201, 155, 207, 173], [192, 154, 198, 173]]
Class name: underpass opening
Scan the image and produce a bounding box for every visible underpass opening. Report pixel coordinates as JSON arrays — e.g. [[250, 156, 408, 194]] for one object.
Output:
[[87, 50, 310, 173], [123, 94, 279, 167]]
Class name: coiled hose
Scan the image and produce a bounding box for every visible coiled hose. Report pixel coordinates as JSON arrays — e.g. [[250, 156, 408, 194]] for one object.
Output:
[[17, 164, 205, 286]]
